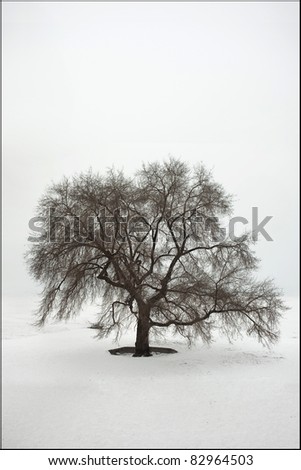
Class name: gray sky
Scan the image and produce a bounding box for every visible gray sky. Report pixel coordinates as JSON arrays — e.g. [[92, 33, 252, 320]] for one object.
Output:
[[2, 2, 299, 300]]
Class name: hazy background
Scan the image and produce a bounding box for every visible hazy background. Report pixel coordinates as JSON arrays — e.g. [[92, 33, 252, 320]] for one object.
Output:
[[2, 2, 299, 313]]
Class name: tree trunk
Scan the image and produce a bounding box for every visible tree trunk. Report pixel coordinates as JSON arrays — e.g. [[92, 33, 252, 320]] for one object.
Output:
[[133, 304, 151, 357]]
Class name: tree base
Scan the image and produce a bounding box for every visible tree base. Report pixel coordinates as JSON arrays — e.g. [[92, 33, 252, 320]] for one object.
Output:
[[132, 351, 153, 357], [109, 346, 178, 356]]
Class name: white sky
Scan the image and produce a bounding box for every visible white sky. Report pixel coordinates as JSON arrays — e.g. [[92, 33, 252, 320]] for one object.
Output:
[[2, 2, 299, 299]]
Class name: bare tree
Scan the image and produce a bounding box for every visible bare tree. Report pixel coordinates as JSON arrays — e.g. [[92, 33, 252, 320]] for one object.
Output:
[[26, 158, 286, 356]]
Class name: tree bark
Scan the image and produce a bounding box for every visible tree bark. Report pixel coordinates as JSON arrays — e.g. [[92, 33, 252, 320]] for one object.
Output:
[[133, 304, 151, 357]]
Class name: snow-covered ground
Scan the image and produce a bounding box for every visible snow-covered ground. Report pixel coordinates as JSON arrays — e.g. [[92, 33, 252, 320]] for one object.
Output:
[[2, 297, 299, 449]]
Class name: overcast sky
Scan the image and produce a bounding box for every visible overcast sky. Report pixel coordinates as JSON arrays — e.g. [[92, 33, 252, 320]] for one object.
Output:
[[2, 2, 299, 301]]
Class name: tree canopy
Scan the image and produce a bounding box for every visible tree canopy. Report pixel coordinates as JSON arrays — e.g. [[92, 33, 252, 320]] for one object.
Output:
[[26, 158, 286, 356]]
